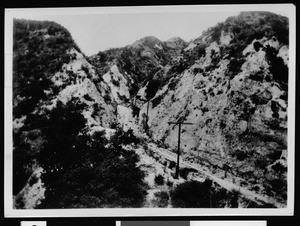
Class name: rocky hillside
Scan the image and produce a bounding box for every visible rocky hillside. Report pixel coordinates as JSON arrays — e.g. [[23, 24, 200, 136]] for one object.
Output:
[[13, 19, 117, 128], [89, 36, 187, 86], [12, 11, 289, 209], [142, 11, 289, 204], [12, 19, 123, 208]]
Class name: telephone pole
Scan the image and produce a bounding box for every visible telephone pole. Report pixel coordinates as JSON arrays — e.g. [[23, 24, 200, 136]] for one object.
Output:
[[168, 117, 193, 179]]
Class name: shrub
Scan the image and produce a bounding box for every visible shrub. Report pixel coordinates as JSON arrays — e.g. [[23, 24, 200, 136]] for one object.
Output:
[[146, 79, 161, 101], [154, 174, 165, 185], [28, 174, 39, 186], [280, 91, 288, 101], [153, 191, 169, 207], [27, 129, 40, 140], [249, 70, 264, 82], [13, 141, 35, 195], [129, 83, 139, 97], [201, 107, 209, 114], [168, 77, 180, 91], [220, 120, 226, 129], [195, 43, 207, 58], [271, 162, 286, 175], [83, 93, 94, 101], [112, 79, 120, 87], [14, 195, 25, 209], [255, 156, 269, 169], [270, 100, 280, 118], [210, 23, 223, 43], [103, 94, 111, 103], [265, 45, 288, 87], [193, 67, 203, 75], [253, 41, 263, 51], [32, 98, 146, 208], [13, 19, 79, 117], [217, 90, 223, 95], [169, 59, 189, 75], [266, 118, 281, 130], [81, 65, 90, 75], [152, 95, 164, 108], [205, 118, 212, 125], [169, 161, 176, 169], [250, 90, 272, 105], [229, 190, 239, 207], [110, 121, 119, 129], [269, 178, 287, 196], [170, 180, 212, 208], [110, 127, 140, 146], [119, 94, 129, 103], [179, 167, 198, 180], [195, 80, 206, 89], [227, 58, 245, 78], [91, 103, 100, 118], [209, 185, 228, 207], [234, 149, 248, 161], [166, 180, 173, 187]]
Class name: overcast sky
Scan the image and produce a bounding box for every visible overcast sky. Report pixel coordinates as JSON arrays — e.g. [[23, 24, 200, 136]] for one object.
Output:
[[8, 5, 291, 56]]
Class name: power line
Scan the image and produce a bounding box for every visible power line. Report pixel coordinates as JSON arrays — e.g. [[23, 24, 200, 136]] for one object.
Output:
[[168, 117, 193, 179]]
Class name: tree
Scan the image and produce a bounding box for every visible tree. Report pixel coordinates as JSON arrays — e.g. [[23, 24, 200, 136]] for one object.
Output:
[[145, 79, 160, 101], [170, 180, 212, 207], [144, 79, 160, 126], [13, 131, 36, 195], [35, 100, 146, 208], [130, 83, 139, 105], [13, 19, 79, 118]]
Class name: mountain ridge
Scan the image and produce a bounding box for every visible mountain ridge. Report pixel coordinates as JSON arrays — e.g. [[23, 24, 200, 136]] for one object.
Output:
[[12, 11, 289, 209]]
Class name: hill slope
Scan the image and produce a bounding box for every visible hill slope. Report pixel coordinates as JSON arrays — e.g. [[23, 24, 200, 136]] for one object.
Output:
[[12, 11, 289, 208], [141, 11, 289, 204]]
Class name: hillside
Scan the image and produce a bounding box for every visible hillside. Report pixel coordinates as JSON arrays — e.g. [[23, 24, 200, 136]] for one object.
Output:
[[12, 11, 289, 209], [142, 11, 289, 204], [12, 19, 124, 208]]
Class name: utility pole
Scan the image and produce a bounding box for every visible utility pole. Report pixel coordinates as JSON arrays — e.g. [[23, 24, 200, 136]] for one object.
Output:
[[146, 100, 151, 120], [168, 117, 193, 179]]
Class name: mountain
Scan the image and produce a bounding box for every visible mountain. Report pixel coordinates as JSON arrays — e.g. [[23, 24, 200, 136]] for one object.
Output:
[[165, 36, 188, 53], [88, 36, 188, 86], [12, 19, 120, 207], [142, 11, 289, 204], [12, 11, 289, 209]]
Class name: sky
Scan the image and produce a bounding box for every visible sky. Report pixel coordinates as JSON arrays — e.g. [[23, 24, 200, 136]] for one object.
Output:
[[8, 5, 292, 56]]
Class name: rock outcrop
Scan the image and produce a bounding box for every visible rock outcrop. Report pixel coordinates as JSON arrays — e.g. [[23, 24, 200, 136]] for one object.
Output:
[[139, 11, 288, 204]]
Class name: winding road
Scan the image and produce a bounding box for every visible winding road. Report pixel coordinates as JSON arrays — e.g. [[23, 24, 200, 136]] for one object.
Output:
[[147, 142, 285, 208]]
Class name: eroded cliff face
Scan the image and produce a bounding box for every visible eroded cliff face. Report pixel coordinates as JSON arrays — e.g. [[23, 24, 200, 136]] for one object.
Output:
[[140, 32, 288, 203]]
